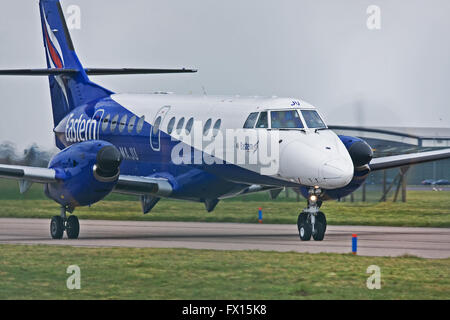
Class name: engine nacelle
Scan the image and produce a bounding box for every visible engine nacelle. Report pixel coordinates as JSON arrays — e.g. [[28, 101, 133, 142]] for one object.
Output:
[[44, 140, 122, 209], [338, 135, 373, 168]]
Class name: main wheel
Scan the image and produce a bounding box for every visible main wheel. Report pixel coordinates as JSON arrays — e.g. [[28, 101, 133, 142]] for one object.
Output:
[[312, 211, 327, 241], [297, 212, 312, 241], [66, 215, 80, 239], [50, 216, 64, 239]]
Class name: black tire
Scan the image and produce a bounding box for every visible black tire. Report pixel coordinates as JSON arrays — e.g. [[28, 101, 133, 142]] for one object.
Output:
[[50, 216, 64, 239], [317, 211, 327, 232], [66, 215, 80, 239], [297, 212, 312, 241], [312, 211, 327, 241]]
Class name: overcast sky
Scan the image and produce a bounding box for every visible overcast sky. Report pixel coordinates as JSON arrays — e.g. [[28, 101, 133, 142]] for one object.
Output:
[[0, 0, 449, 150]]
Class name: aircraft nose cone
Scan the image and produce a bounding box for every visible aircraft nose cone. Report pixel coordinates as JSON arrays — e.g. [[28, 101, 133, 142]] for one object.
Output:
[[320, 158, 354, 188], [96, 145, 122, 177]]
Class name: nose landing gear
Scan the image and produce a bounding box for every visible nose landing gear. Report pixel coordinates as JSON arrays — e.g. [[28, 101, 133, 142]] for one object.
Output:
[[297, 187, 327, 241], [50, 206, 80, 239]]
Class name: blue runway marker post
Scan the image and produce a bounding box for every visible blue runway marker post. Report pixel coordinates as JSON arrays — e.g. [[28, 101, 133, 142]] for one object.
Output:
[[258, 207, 263, 223], [352, 234, 358, 255]]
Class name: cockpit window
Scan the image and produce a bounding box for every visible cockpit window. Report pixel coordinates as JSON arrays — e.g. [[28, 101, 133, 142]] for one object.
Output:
[[255, 112, 268, 128], [301, 110, 327, 129], [243, 112, 259, 128], [270, 110, 304, 129]]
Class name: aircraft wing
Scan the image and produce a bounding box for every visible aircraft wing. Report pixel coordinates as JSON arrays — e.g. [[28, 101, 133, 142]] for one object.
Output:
[[0, 164, 172, 196], [368, 148, 450, 171], [0, 164, 60, 193], [0, 164, 58, 183]]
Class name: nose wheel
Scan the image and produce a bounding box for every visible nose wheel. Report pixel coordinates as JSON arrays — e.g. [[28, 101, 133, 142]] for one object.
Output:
[[297, 187, 327, 241], [50, 206, 80, 239]]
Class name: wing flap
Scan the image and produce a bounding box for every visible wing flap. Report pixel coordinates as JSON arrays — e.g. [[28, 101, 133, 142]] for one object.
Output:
[[369, 148, 450, 171], [115, 175, 172, 197], [219, 185, 282, 200]]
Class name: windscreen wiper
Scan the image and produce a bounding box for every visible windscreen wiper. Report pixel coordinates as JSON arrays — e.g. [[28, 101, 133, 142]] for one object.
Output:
[[277, 128, 307, 133]]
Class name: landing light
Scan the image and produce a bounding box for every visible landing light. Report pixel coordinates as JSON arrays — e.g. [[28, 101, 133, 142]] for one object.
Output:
[[308, 187, 322, 198]]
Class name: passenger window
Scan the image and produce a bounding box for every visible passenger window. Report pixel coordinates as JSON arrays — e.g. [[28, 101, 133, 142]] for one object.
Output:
[[119, 114, 127, 132], [243, 112, 259, 128], [128, 116, 136, 133], [152, 116, 162, 135], [255, 112, 268, 128], [102, 114, 110, 132], [176, 117, 185, 134], [110, 114, 119, 131], [167, 117, 176, 134], [185, 117, 194, 134], [136, 116, 145, 134], [213, 119, 221, 137], [203, 118, 212, 136]]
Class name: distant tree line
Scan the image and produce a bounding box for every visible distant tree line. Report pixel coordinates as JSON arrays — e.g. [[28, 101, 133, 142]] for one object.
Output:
[[0, 141, 57, 168]]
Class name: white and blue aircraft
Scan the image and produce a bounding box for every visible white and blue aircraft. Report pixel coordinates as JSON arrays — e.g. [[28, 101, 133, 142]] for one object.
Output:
[[1, 0, 449, 241]]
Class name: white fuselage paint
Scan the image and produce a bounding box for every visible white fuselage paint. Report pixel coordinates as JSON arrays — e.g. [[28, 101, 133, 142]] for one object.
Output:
[[111, 93, 354, 189]]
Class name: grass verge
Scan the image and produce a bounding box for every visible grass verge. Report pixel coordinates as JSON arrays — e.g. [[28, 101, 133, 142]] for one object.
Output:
[[0, 180, 449, 227], [0, 244, 448, 300], [0, 192, 449, 227]]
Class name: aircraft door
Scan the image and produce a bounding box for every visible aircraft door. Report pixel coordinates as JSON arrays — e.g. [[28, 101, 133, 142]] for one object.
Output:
[[150, 106, 170, 151]]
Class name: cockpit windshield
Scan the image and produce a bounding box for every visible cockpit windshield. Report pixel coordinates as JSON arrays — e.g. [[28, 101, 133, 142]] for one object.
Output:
[[243, 109, 326, 130], [270, 110, 304, 129], [243, 112, 259, 128], [300, 110, 327, 129], [256, 112, 269, 128]]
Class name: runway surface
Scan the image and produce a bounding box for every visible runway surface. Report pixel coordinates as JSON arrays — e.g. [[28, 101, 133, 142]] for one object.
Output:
[[0, 218, 449, 259]]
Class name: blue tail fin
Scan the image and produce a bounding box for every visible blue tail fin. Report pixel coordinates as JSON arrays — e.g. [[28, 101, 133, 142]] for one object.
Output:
[[39, 0, 112, 128], [0, 0, 196, 149]]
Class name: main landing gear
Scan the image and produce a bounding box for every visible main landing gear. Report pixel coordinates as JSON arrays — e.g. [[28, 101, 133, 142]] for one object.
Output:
[[50, 206, 80, 239], [297, 187, 327, 241]]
